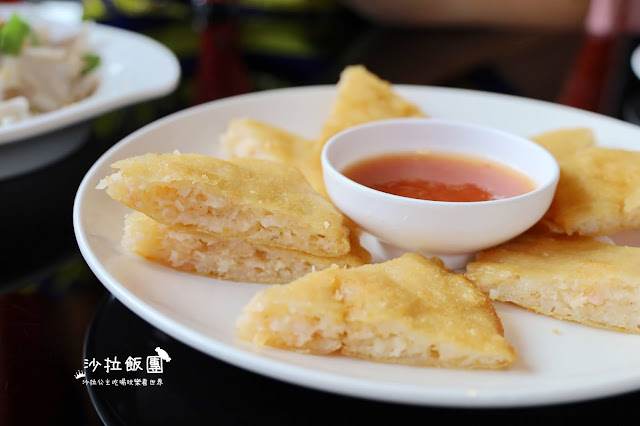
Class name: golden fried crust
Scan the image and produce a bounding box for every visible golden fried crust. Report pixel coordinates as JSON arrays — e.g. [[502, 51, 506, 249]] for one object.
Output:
[[100, 153, 351, 256], [218, 118, 325, 194], [215, 119, 362, 232], [542, 147, 640, 235], [316, 65, 426, 146], [123, 212, 371, 284], [237, 253, 517, 369], [219, 118, 315, 169], [530, 127, 640, 235], [530, 127, 595, 162], [466, 232, 640, 334]]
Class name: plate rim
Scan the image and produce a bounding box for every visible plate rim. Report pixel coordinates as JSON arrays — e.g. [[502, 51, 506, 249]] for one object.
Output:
[[73, 84, 640, 408], [631, 44, 640, 80], [0, 20, 181, 145]]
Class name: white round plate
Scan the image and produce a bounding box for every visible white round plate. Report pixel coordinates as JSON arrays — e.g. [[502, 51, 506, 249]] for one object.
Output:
[[74, 85, 640, 408], [632, 44, 640, 80], [0, 2, 180, 179]]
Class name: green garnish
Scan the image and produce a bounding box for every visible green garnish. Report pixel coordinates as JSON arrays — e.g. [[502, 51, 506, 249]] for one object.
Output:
[[0, 13, 32, 55], [81, 53, 100, 75]]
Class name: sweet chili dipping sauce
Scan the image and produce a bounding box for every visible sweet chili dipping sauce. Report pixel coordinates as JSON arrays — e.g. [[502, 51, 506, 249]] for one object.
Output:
[[342, 152, 536, 202]]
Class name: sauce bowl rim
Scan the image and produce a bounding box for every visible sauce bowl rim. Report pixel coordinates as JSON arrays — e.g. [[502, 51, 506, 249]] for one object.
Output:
[[321, 117, 560, 207]]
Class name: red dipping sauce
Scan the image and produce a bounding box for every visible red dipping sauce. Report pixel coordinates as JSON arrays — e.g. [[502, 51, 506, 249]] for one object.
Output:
[[342, 152, 536, 202]]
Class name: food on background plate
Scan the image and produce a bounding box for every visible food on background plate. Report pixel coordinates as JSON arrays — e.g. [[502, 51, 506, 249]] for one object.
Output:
[[531, 127, 640, 236], [236, 253, 517, 369], [0, 13, 100, 126], [466, 231, 640, 334], [123, 212, 370, 284], [98, 152, 352, 257]]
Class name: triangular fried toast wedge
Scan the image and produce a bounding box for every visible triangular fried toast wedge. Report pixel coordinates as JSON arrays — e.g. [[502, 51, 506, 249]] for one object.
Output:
[[316, 65, 426, 146], [530, 127, 595, 161], [123, 212, 370, 284], [98, 153, 351, 257], [218, 118, 321, 193], [466, 231, 640, 334], [219, 118, 315, 169], [307, 66, 427, 194], [237, 253, 517, 369], [530, 127, 640, 236]]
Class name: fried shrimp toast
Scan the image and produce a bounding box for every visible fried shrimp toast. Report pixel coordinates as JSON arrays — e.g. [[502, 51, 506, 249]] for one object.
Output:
[[531, 127, 640, 236], [303, 66, 427, 194], [218, 118, 324, 193], [545, 147, 640, 235], [316, 65, 426, 146], [236, 253, 517, 369], [98, 153, 351, 257], [466, 232, 640, 334], [218, 66, 427, 196], [219, 118, 315, 169], [530, 127, 595, 161], [123, 212, 370, 284]]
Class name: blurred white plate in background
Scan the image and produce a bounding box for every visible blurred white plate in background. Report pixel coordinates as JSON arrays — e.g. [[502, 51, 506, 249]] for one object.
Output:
[[631, 44, 640, 80], [0, 2, 180, 180]]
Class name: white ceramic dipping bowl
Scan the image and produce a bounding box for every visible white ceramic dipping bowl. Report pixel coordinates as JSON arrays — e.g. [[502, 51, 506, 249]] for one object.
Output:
[[322, 118, 559, 263]]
